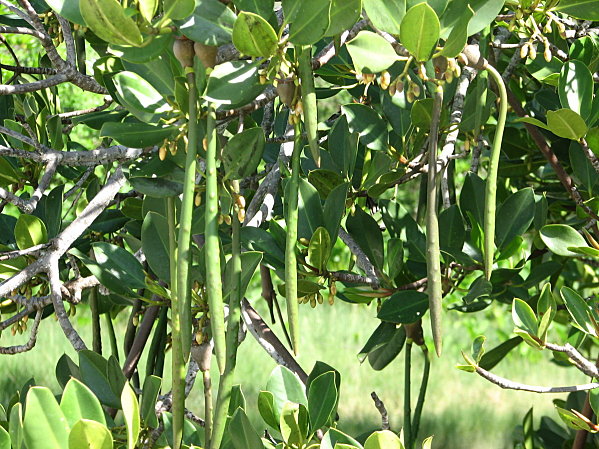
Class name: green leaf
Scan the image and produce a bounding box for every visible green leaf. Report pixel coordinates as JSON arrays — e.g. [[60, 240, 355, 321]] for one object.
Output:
[[400, 3, 440, 61], [559, 61, 594, 120], [129, 177, 184, 198], [546, 109, 588, 140], [346, 206, 384, 271], [561, 287, 597, 336], [163, 0, 194, 20], [14, 214, 48, 250], [512, 299, 538, 335], [0, 157, 20, 185], [223, 251, 263, 301], [463, 275, 492, 304], [515, 116, 550, 130], [230, 408, 264, 449], [280, 402, 308, 447], [289, 177, 324, 241], [591, 388, 599, 417], [112, 71, 169, 124], [555, 0, 599, 20], [495, 188, 535, 249], [176, 0, 236, 45], [342, 103, 388, 151], [233, 0, 274, 18], [459, 172, 485, 226], [555, 406, 597, 432], [363, 0, 405, 35], [80, 0, 142, 46], [569, 141, 598, 194], [121, 382, 140, 449], [204, 61, 265, 108], [9, 402, 23, 449], [364, 430, 404, 449], [540, 224, 588, 257], [258, 391, 279, 429], [47, 0, 85, 25], [378, 291, 429, 324], [440, 5, 473, 57], [440, 0, 505, 38], [0, 426, 9, 449], [478, 337, 522, 370], [89, 242, 145, 296], [346, 31, 399, 74], [223, 127, 266, 179], [411, 98, 434, 128], [68, 420, 113, 449], [326, 0, 362, 36], [138, 0, 158, 22], [78, 351, 121, 409], [233, 12, 278, 57], [141, 212, 170, 282], [60, 378, 106, 428], [471, 335, 486, 363], [323, 183, 348, 245], [308, 227, 332, 273], [307, 371, 337, 432], [322, 428, 364, 449], [140, 376, 161, 429], [100, 121, 177, 148], [308, 169, 344, 199], [23, 387, 70, 449], [386, 238, 404, 281], [288, 0, 332, 45], [266, 366, 308, 423], [439, 204, 465, 252], [329, 116, 359, 178]]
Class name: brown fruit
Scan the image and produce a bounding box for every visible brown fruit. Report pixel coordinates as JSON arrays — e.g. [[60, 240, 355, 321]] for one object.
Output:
[[194, 42, 218, 69], [276, 78, 295, 107], [173, 38, 195, 68]]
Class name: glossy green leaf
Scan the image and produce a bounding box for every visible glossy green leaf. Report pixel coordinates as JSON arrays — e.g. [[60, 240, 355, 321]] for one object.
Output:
[[386, 238, 404, 281], [346, 31, 399, 74], [14, 214, 47, 250], [176, 0, 236, 45], [561, 287, 597, 336], [308, 227, 332, 273], [258, 390, 279, 429], [223, 127, 266, 179], [323, 182, 348, 244], [47, 0, 85, 25], [321, 428, 364, 449], [440, 0, 505, 38], [60, 378, 106, 428], [138, 0, 158, 22], [512, 299, 538, 335], [440, 5, 473, 57], [400, 3, 440, 61], [463, 275, 492, 304], [439, 204, 465, 252], [142, 212, 170, 282], [140, 376, 161, 428], [364, 430, 403, 449], [326, 0, 362, 36], [80, 0, 142, 46], [163, 0, 194, 20], [289, 177, 324, 241], [233, 12, 278, 57], [495, 188, 535, 249], [0, 157, 20, 185], [342, 103, 388, 151], [100, 121, 177, 148], [478, 337, 522, 370], [68, 419, 113, 449], [540, 224, 588, 257], [378, 291, 428, 324], [329, 116, 359, 178], [555, 406, 597, 431], [555, 0, 599, 20], [23, 387, 70, 449], [111, 35, 174, 64], [280, 402, 308, 447], [0, 426, 9, 449], [591, 387, 599, 417], [233, 0, 274, 18], [546, 109, 588, 140], [230, 407, 264, 449], [129, 177, 184, 198], [121, 382, 140, 449], [363, 0, 405, 35], [223, 251, 263, 301], [78, 351, 120, 409], [9, 403, 23, 449], [307, 371, 337, 432], [346, 206, 384, 271], [459, 172, 485, 226], [266, 366, 308, 423], [204, 61, 265, 108], [569, 141, 598, 194], [288, 0, 331, 45], [308, 169, 344, 199], [559, 61, 593, 119], [89, 242, 145, 295], [112, 71, 169, 124]]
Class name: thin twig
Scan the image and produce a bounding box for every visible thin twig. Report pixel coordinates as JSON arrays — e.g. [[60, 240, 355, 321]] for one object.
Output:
[[370, 392, 390, 430]]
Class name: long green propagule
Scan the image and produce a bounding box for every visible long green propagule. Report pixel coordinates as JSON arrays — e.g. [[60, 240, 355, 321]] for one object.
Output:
[[204, 101, 226, 374], [460, 45, 508, 281], [426, 85, 444, 357], [171, 37, 200, 449], [210, 179, 244, 449], [298, 45, 320, 167]]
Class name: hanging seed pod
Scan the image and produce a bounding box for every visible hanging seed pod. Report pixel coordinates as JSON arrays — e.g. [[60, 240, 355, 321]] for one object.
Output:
[[328, 293, 334, 306], [412, 82, 421, 97], [235, 195, 246, 209], [194, 42, 218, 69], [543, 18, 552, 33], [159, 145, 167, 161], [223, 214, 232, 226], [236, 208, 245, 223], [310, 296, 317, 308], [388, 80, 397, 96], [528, 43, 537, 60], [317, 292, 323, 304], [276, 78, 296, 107], [544, 44, 552, 62], [173, 37, 195, 68], [190, 342, 213, 372]]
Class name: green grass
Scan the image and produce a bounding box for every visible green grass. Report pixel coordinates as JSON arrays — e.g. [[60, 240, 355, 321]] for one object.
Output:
[[0, 298, 582, 448]]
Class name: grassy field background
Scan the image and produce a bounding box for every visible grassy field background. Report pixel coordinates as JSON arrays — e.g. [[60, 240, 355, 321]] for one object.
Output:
[[0, 293, 582, 449]]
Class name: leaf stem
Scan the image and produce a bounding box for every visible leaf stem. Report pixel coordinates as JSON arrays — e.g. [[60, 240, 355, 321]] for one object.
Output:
[[483, 64, 508, 280], [426, 85, 444, 357]]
